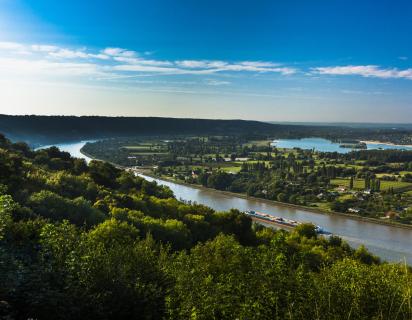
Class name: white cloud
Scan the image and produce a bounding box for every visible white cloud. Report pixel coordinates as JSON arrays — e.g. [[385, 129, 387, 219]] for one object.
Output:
[[0, 41, 33, 55], [0, 41, 25, 50], [204, 79, 231, 86], [174, 60, 296, 75], [31, 44, 59, 52], [176, 60, 227, 69], [0, 41, 298, 81], [221, 63, 296, 74], [113, 56, 173, 66], [239, 61, 280, 68], [102, 47, 136, 57], [1, 41, 409, 83], [313, 65, 412, 80], [49, 49, 89, 59], [49, 49, 110, 60], [90, 53, 110, 60], [0, 57, 103, 77]]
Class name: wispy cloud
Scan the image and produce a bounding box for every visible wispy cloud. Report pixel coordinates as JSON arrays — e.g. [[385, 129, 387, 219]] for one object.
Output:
[[102, 47, 136, 57], [0, 41, 298, 80], [204, 79, 231, 86], [1, 41, 410, 87], [0, 57, 105, 77], [49, 48, 109, 60], [312, 65, 412, 80]]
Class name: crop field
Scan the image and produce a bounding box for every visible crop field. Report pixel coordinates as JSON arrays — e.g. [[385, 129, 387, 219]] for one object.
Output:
[[331, 178, 412, 191]]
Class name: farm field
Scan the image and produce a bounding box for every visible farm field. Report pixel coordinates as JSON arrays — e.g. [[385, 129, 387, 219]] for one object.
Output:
[[331, 178, 412, 191]]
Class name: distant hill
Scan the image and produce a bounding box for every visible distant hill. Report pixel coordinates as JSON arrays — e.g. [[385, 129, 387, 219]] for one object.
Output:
[[0, 115, 299, 146], [2, 114, 411, 147], [269, 121, 412, 130]]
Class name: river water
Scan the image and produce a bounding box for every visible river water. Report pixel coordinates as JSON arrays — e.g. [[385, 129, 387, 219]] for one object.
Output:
[[36, 141, 94, 162], [46, 141, 412, 264], [273, 138, 412, 153]]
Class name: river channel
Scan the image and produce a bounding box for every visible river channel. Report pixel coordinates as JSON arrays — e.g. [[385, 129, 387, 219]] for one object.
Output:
[[47, 141, 412, 264]]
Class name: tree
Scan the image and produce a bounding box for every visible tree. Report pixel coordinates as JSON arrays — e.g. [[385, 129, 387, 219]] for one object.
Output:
[[28, 191, 105, 226], [277, 193, 288, 202], [0, 195, 16, 240], [207, 172, 232, 190], [294, 223, 317, 239], [88, 160, 120, 188]]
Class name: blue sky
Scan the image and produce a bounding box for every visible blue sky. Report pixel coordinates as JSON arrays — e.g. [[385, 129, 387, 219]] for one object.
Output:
[[0, 0, 411, 122]]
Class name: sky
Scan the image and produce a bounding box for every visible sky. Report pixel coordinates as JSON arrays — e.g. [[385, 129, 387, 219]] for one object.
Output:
[[0, 0, 411, 122]]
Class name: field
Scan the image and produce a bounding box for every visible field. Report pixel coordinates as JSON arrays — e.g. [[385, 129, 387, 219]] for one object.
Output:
[[330, 178, 412, 191]]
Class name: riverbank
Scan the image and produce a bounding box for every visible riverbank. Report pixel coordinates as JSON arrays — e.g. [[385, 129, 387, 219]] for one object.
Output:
[[79, 144, 412, 230], [137, 170, 412, 230]]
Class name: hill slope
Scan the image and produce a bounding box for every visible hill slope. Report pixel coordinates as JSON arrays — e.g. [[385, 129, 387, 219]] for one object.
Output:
[[0, 133, 411, 319]]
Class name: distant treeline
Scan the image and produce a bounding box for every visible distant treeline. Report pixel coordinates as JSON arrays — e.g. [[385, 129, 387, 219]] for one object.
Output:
[[1, 114, 411, 147], [0, 115, 297, 146]]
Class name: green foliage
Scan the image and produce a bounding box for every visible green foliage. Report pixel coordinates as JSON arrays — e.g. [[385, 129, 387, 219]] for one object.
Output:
[[0, 135, 412, 319], [88, 219, 139, 248], [67, 235, 170, 319], [315, 259, 412, 319], [46, 171, 98, 200], [0, 195, 16, 240], [294, 223, 318, 239], [29, 190, 105, 226], [88, 160, 121, 188]]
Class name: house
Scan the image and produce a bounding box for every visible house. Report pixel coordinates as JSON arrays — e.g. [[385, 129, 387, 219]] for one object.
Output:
[[337, 186, 347, 193], [384, 211, 400, 220]]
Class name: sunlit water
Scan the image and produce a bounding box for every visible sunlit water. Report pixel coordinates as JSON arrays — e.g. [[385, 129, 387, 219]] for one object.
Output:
[[273, 138, 412, 153], [36, 141, 94, 163], [45, 141, 412, 264]]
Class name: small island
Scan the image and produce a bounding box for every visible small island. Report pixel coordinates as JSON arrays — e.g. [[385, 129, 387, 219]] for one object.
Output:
[[339, 142, 367, 149]]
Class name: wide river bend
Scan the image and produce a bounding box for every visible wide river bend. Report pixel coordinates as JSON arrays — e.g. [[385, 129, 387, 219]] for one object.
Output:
[[45, 141, 412, 264]]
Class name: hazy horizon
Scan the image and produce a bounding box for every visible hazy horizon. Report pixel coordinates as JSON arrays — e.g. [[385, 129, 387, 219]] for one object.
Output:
[[2, 113, 412, 128]]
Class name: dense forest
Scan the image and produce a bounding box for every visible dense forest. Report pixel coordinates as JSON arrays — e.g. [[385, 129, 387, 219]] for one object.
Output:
[[0, 115, 288, 146], [2, 114, 412, 147], [0, 132, 412, 319]]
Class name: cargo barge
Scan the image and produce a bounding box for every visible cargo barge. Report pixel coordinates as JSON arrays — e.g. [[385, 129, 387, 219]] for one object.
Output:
[[244, 210, 329, 234]]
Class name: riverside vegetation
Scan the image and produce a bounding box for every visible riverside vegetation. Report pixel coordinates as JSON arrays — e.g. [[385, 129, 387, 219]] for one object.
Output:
[[1, 133, 412, 319], [83, 136, 412, 224]]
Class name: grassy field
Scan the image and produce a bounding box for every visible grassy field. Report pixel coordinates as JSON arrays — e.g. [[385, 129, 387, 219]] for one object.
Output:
[[220, 166, 242, 173], [130, 152, 168, 155], [331, 178, 412, 191], [243, 140, 273, 147]]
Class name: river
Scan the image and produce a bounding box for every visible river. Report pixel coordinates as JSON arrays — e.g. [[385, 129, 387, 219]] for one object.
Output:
[[44, 141, 412, 264], [35, 141, 94, 162], [273, 138, 412, 153]]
